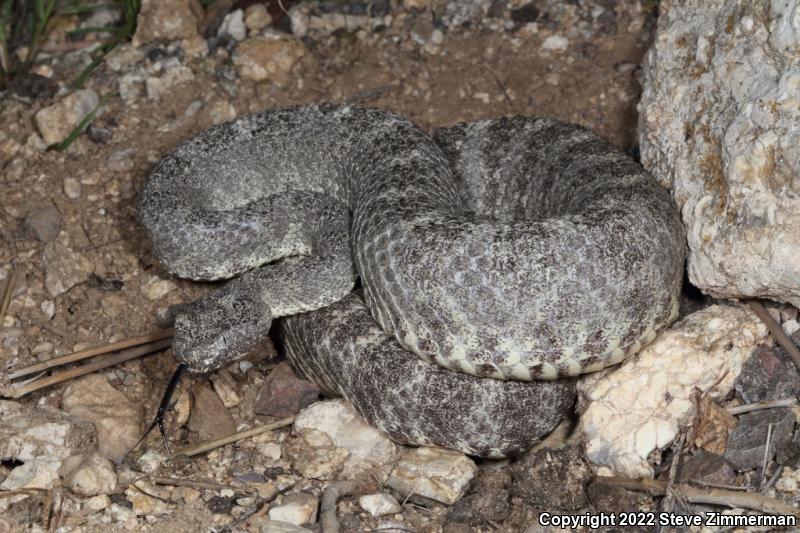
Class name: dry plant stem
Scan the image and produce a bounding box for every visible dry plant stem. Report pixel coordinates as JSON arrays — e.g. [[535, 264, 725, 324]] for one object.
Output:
[[0, 267, 15, 320], [321, 479, 379, 533], [748, 300, 800, 370], [7, 329, 174, 380], [1, 338, 172, 398], [174, 417, 295, 457], [759, 423, 773, 490], [597, 476, 800, 517], [150, 476, 240, 492], [727, 398, 798, 415]]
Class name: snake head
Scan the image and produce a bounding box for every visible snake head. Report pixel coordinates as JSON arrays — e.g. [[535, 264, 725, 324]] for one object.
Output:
[[173, 281, 272, 373]]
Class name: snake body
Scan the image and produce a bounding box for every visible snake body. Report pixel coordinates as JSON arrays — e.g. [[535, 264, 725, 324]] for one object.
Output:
[[139, 104, 685, 457]]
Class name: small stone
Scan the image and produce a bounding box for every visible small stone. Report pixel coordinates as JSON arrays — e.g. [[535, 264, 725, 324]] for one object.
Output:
[[85, 494, 111, 512], [125, 482, 172, 515], [294, 400, 399, 480], [255, 362, 320, 417], [60, 452, 117, 496], [725, 409, 797, 471], [676, 449, 736, 486], [43, 242, 94, 297], [219, 9, 247, 41], [87, 123, 113, 143], [735, 342, 800, 404], [34, 89, 100, 146], [133, 0, 203, 45], [188, 382, 237, 441], [510, 446, 590, 511], [208, 100, 236, 125], [267, 493, 318, 526], [257, 442, 282, 463], [283, 429, 348, 480], [140, 275, 177, 300], [358, 493, 401, 517], [40, 300, 56, 319], [23, 205, 61, 242], [510, 4, 540, 24], [63, 176, 81, 199], [232, 36, 307, 83], [404, 0, 429, 9], [261, 522, 312, 533], [136, 450, 165, 473], [244, 4, 272, 31], [107, 149, 135, 172], [61, 374, 143, 463], [388, 447, 477, 505], [145, 65, 195, 100], [210, 370, 241, 408], [540, 35, 568, 52]]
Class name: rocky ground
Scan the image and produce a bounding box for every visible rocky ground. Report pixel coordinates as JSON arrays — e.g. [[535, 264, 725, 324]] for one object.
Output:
[[1, 0, 799, 532]]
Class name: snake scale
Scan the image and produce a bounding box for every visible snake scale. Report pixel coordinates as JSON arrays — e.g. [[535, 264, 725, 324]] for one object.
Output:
[[139, 104, 685, 457]]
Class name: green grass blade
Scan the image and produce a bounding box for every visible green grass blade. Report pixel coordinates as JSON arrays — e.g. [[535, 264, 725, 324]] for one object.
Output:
[[54, 91, 117, 151]]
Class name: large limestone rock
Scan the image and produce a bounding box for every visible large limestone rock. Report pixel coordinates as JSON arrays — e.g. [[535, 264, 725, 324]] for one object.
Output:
[[639, 0, 800, 307]]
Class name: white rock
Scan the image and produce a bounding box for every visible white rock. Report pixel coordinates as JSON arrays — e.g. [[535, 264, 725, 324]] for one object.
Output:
[[267, 493, 318, 526], [245, 4, 272, 31], [43, 242, 94, 297], [294, 400, 399, 480], [60, 452, 117, 496], [0, 458, 62, 490], [63, 176, 81, 199], [34, 89, 100, 146], [140, 275, 177, 300], [639, 0, 800, 307], [219, 9, 247, 41], [0, 400, 96, 461], [358, 493, 402, 517], [85, 494, 111, 512], [540, 34, 568, 52], [579, 304, 769, 477], [62, 374, 143, 462], [40, 300, 55, 319], [387, 446, 477, 505]]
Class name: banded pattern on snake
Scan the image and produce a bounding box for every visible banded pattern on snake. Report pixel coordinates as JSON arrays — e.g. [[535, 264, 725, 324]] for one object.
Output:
[[139, 104, 685, 456]]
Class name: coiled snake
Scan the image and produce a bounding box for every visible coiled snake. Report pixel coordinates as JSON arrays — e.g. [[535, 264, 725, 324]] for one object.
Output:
[[139, 104, 685, 457]]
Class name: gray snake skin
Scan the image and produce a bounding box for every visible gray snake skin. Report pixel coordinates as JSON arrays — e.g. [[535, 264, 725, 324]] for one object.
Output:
[[139, 104, 685, 457]]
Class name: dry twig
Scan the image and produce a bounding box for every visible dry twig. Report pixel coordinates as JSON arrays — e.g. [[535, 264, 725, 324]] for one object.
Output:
[[320, 479, 379, 533], [596, 476, 800, 517], [174, 417, 295, 457], [1, 338, 172, 398], [747, 300, 800, 371], [727, 398, 798, 416]]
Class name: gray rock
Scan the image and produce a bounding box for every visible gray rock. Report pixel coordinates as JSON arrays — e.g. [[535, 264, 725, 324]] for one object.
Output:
[[23, 205, 62, 242], [725, 408, 797, 471], [676, 449, 736, 486], [734, 341, 800, 404], [510, 446, 590, 511], [261, 521, 312, 533], [777, 428, 800, 467], [640, 0, 800, 307]]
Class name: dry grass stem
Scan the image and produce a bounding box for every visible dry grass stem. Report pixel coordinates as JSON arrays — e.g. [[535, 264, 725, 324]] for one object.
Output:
[[174, 417, 295, 457], [7, 328, 173, 380]]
